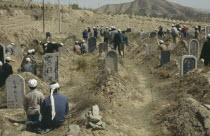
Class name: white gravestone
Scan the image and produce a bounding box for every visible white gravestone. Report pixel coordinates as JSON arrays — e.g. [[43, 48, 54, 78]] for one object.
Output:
[[145, 46, 153, 55], [6, 75, 25, 108], [189, 39, 199, 58], [42, 53, 59, 82], [14, 47, 23, 60], [105, 50, 118, 72], [205, 26, 210, 38], [180, 55, 197, 76]]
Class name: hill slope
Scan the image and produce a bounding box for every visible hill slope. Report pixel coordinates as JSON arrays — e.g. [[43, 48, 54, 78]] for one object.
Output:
[[98, 0, 210, 21]]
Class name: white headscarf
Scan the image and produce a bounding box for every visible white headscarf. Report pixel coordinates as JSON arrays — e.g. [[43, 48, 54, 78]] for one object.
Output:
[[49, 83, 60, 120]]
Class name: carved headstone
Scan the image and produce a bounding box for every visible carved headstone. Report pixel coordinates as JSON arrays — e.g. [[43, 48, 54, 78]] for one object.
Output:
[[180, 55, 197, 76], [99, 43, 108, 54], [0, 44, 5, 64], [6, 75, 25, 108], [145, 46, 153, 55], [189, 39, 199, 58], [205, 26, 210, 38], [42, 53, 59, 82], [88, 37, 96, 53], [105, 50, 118, 72], [160, 51, 170, 65], [14, 47, 23, 59]]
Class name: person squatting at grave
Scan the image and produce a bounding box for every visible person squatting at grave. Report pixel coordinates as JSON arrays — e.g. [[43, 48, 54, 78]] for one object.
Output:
[[73, 41, 81, 55], [21, 49, 33, 67], [200, 34, 210, 67], [81, 40, 88, 54], [194, 26, 200, 40], [113, 29, 122, 51], [103, 27, 110, 44], [2, 57, 13, 81], [38, 82, 69, 134], [83, 28, 88, 41], [93, 27, 98, 39], [6, 43, 15, 54], [22, 58, 37, 75], [22, 79, 44, 131]]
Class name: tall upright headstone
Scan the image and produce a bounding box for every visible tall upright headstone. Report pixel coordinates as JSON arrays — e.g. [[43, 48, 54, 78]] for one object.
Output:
[[42, 53, 59, 82], [180, 55, 197, 76], [14, 47, 23, 60], [105, 50, 118, 72], [6, 75, 25, 108], [160, 51, 170, 65], [189, 39, 199, 58], [205, 26, 210, 38], [0, 44, 5, 64], [88, 37, 96, 53]]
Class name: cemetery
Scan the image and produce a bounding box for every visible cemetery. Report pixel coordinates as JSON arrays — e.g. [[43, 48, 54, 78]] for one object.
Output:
[[0, 0, 210, 136]]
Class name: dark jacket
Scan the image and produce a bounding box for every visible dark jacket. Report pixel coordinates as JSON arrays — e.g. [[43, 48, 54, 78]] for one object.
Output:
[[0, 68, 5, 87], [121, 34, 128, 45], [94, 29, 98, 38], [2, 63, 13, 79], [83, 31, 88, 39], [114, 33, 121, 45], [201, 39, 210, 60], [41, 93, 69, 128]]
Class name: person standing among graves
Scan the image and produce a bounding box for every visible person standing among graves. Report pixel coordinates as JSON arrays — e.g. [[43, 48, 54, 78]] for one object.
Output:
[[3, 57, 13, 78], [119, 31, 128, 57], [93, 27, 98, 39], [157, 40, 170, 51], [103, 27, 110, 44], [81, 40, 88, 54], [158, 25, 164, 37], [0, 61, 5, 87], [200, 34, 210, 67], [83, 28, 88, 41], [39, 82, 69, 134], [171, 24, 179, 44], [114, 29, 122, 51], [194, 26, 200, 40], [46, 32, 52, 42], [6, 43, 14, 54], [182, 25, 189, 38], [22, 58, 36, 75], [22, 79, 44, 131]]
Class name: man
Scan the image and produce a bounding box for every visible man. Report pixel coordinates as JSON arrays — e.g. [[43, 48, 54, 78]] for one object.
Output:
[[93, 27, 98, 39], [22, 79, 44, 131], [2, 57, 13, 80], [22, 58, 36, 75], [6, 43, 14, 54], [119, 31, 128, 57], [194, 26, 199, 40], [0, 61, 5, 87], [158, 25, 164, 37], [40, 82, 69, 133], [182, 25, 189, 38], [83, 28, 88, 40], [73, 41, 81, 55], [113, 29, 122, 51], [81, 40, 88, 54], [171, 24, 179, 44], [21, 50, 32, 67], [158, 40, 171, 66], [103, 27, 110, 44], [31, 49, 36, 64], [200, 34, 210, 67]]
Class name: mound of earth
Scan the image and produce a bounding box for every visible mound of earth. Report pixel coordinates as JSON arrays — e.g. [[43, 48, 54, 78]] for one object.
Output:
[[171, 40, 188, 56]]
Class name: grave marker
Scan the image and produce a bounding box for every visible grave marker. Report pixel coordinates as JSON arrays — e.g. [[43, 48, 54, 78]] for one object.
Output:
[[6, 75, 25, 108], [189, 39, 199, 58], [205, 26, 210, 38], [42, 53, 58, 82], [145, 46, 153, 55], [105, 50, 118, 72], [0, 44, 5, 64], [160, 51, 170, 65], [14, 47, 23, 59], [88, 37, 96, 53], [180, 55, 197, 76], [99, 43, 108, 54]]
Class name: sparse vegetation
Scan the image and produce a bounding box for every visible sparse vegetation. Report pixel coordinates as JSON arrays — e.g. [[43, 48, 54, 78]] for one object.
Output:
[[76, 57, 88, 71]]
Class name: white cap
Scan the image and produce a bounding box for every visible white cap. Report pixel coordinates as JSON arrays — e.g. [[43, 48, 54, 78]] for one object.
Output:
[[118, 29, 121, 32], [11, 43, 14, 46], [28, 50, 33, 54], [106, 27, 108, 29], [0, 61, 2, 66], [60, 43, 64, 46], [179, 28, 182, 31], [31, 49, 35, 52], [26, 57, 31, 62], [159, 40, 164, 44], [93, 27, 96, 29], [49, 82, 60, 90], [195, 26, 198, 28], [111, 26, 114, 28], [85, 28, 87, 30], [44, 43, 48, 46], [75, 41, 79, 43], [184, 25, 186, 27], [172, 24, 175, 27], [5, 57, 12, 61], [82, 40, 85, 43], [47, 41, 50, 43], [28, 79, 38, 87], [208, 34, 210, 38]]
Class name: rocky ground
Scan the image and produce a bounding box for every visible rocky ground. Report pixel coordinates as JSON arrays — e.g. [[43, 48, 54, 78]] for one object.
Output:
[[1, 1, 210, 136]]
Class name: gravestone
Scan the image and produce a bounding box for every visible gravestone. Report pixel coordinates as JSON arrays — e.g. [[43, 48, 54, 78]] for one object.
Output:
[[160, 51, 170, 65], [105, 50, 118, 72], [205, 26, 210, 38], [145, 46, 153, 55], [6, 75, 25, 108], [0, 44, 5, 64], [189, 39, 199, 58], [99, 43, 108, 54], [180, 55, 197, 76], [88, 37, 96, 53], [42, 53, 59, 82], [14, 47, 23, 59], [171, 43, 176, 50], [126, 28, 132, 32]]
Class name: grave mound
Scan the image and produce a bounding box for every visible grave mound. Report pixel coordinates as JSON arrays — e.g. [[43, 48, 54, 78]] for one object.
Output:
[[171, 40, 188, 56]]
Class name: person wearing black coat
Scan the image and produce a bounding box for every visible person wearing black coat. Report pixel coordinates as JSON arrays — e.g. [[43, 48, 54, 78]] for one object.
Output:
[[200, 34, 210, 66]]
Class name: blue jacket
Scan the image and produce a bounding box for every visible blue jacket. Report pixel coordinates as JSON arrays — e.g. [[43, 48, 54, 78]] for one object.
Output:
[[41, 93, 69, 128], [94, 29, 98, 38], [83, 31, 88, 38]]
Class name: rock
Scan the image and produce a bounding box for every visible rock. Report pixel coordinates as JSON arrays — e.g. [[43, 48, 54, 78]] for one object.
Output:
[[92, 105, 100, 116], [68, 124, 80, 136], [89, 115, 102, 123]]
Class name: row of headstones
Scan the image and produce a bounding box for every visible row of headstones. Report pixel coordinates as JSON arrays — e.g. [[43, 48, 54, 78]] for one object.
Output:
[[0, 4, 56, 10]]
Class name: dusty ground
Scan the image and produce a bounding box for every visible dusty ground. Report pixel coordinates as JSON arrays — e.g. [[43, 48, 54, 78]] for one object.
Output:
[[1, 1, 210, 136]]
